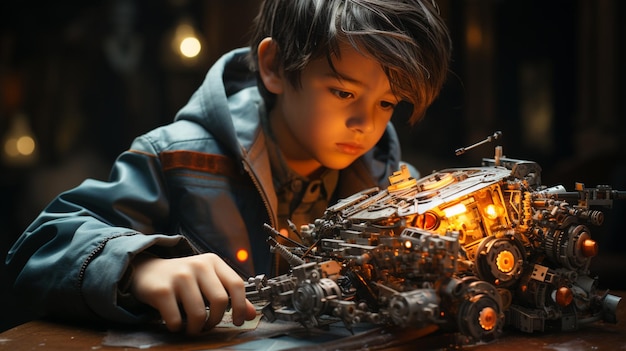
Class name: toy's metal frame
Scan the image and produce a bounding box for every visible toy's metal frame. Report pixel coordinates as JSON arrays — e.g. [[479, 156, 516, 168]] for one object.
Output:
[[245, 132, 623, 343]]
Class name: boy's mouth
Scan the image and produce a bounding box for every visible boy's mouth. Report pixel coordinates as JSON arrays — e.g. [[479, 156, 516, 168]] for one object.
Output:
[[336, 142, 365, 155]]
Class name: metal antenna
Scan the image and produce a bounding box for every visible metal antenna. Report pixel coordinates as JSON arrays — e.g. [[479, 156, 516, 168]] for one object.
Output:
[[455, 131, 502, 156]]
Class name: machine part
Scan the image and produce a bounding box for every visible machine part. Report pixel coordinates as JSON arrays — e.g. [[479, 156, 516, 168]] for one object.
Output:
[[444, 277, 505, 341], [475, 236, 525, 287], [245, 133, 623, 343], [543, 224, 595, 270], [292, 278, 342, 318], [386, 288, 440, 327]]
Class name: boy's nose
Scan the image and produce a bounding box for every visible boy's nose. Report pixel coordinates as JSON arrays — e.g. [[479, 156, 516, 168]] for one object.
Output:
[[346, 105, 376, 134]]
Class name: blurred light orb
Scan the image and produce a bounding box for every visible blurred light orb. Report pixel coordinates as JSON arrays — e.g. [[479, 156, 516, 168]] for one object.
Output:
[[236, 249, 249, 262], [16, 136, 36, 156], [4, 136, 36, 157], [179, 36, 201, 58], [4, 138, 19, 157]]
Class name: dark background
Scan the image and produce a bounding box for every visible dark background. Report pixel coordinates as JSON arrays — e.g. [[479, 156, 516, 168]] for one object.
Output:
[[1, 0, 625, 332]]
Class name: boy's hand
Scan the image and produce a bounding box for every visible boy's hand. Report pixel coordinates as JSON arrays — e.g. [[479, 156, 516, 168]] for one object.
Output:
[[129, 253, 257, 335]]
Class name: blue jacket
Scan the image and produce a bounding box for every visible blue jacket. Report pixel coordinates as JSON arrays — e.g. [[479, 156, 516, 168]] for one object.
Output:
[[5, 48, 403, 325]]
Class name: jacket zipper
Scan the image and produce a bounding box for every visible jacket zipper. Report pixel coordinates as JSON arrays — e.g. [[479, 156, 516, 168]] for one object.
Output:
[[240, 157, 282, 275], [77, 232, 137, 296], [241, 158, 276, 228]]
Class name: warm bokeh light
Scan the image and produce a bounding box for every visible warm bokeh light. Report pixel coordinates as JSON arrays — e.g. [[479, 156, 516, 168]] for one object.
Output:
[[4, 138, 19, 157], [169, 19, 205, 63], [16, 136, 36, 156], [179, 36, 201, 58], [4, 136, 36, 157], [2, 113, 38, 166], [236, 249, 249, 262], [466, 22, 483, 51]]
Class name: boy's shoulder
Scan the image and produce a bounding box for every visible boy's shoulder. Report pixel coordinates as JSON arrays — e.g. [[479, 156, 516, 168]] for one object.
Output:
[[132, 120, 225, 155]]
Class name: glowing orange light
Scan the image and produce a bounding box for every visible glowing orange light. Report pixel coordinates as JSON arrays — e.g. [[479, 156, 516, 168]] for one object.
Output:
[[555, 287, 573, 307], [236, 249, 249, 262], [581, 239, 598, 257], [496, 250, 515, 273], [416, 212, 439, 230], [404, 240, 413, 249], [478, 307, 497, 331], [443, 203, 466, 217], [484, 204, 499, 220]]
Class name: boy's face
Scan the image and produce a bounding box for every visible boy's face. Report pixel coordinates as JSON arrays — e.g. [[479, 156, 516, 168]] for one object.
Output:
[[269, 42, 398, 175]]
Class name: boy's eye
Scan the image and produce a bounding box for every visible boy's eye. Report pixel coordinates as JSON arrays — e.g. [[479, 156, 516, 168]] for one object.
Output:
[[380, 101, 396, 110], [331, 89, 354, 99]]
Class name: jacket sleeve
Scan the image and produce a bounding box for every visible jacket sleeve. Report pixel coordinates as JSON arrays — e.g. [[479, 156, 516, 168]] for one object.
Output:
[[4, 137, 195, 325]]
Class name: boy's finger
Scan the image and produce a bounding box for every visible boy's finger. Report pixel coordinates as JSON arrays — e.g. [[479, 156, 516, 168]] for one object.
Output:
[[199, 269, 231, 330], [213, 259, 249, 326], [151, 292, 183, 332], [177, 283, 209, 335], [245, 299, 258, 320]]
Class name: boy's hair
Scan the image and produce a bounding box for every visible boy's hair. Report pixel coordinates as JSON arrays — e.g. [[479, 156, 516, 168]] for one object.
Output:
[[248, 0, 452, 125]]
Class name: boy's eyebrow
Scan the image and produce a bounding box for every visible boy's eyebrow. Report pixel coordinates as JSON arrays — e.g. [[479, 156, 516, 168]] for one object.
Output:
[[325, 71, 362, 86]]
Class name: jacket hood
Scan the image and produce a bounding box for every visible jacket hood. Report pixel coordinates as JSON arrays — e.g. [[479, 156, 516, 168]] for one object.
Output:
[[174, 48, 262, 160]]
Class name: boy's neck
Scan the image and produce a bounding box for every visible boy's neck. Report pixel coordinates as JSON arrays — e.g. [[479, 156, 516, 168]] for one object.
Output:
[[268, 109, 323, 178], [285, 159, 324, 179]]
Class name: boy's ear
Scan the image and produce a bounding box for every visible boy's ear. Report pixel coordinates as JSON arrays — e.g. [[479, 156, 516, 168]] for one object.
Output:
[[257, 38, 284, 95]]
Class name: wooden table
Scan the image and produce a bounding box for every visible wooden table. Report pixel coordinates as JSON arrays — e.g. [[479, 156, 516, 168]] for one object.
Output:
[[1, 293, 625, 351]]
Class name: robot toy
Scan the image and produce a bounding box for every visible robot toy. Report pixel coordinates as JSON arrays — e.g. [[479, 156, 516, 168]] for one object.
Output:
[[244, 132, 623, 343]]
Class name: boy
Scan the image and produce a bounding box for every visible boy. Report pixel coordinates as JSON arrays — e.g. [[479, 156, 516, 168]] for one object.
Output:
[[6, 0, 451, 336]]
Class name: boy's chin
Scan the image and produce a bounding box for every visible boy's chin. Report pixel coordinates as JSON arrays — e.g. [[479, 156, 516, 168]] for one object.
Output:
[[320, 155, 361, 170]]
